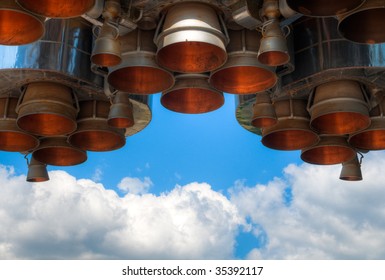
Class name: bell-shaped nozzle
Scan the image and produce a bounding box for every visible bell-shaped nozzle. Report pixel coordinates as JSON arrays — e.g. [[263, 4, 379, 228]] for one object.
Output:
[[286, 0, 365, 17], [16, 0, 96, 18], [155, 2, 227, 73], [301, 136, 356, 165], [27, 157, 49, 183], [108, 92, 135, 129], [258, 20, 290, 67], [338, 0, 385, 44], [309, 80, 371, 135], [91, 22, 122, 67], [0, 0, 45, 45], [161, 73, 224, 114], [339, 154, 363, 181], [251, 92, 277, 128]]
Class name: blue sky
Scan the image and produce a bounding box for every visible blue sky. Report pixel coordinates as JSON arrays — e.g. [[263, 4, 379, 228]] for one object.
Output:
[[1, 93, 385, 260], [1, 93, 301, 190]]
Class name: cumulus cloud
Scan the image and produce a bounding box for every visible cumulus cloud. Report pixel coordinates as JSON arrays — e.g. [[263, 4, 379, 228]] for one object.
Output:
[[0, 167, 242, 260], [117, 176, 153, 195], [230, 151, 385, 260], [2, 151, 385, 260]]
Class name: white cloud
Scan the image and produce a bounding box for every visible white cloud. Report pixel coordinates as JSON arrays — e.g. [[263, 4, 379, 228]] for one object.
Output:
[[230, 151, 385, 260], [2, 151, 385, 260], [0, 167, 242, 259], [117, 176, 153, 195]]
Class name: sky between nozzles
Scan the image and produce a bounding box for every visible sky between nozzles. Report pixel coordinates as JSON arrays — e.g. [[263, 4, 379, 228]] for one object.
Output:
[[1, 93, 385, 260]]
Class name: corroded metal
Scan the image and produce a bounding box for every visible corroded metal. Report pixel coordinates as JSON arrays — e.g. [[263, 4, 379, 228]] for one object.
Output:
[[26, 157, 49, 182], [161, 73, 224, 114], [108, 92, 135, 128], [339, 155, 363, 181], [209, 29, 277, 94], [155, 2, 228, 73], [261, 99, 319, 150], [69, 100, 126, 151], [258, 20, 289, 67], [251, 92, 277, 128], [349, 95, 385, 150], [33, 137, 87, 166], [301, 136, 356, 165], [108, 29, 174, 94], [0, 96, 39, 152], [309, 80, 371, 135], [91, 22, 122, 67], [16, 82, 78, 137]]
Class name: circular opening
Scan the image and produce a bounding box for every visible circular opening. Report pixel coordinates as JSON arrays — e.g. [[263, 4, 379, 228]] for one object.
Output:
[[161, 88, 224, 114], [258, 51, 290, 67], [107, 118, 134, 129], [91, 53, 122, 67], [301, 146, 355, 165], [157, 42, 227, 73], [210, 66, 277, 94], [33, 147, 87, 166], [349, 129, 385, 150], [69, 131, 125, 151], [251, 117, 277, 129], [311, 112, 370, 135], [0, 131, 39, 152], [108, 66, 174, 94], [339, 8, 385, 44], [287, 0, 365, 16], [17, 114, 77, 136], [0, 10, 44, 45], [16, 0, 95, 18], [262, 129, 319, 151]]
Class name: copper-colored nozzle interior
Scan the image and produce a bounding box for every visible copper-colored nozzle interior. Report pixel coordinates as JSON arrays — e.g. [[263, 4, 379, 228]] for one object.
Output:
[[17, 114, 77, 136], [0, 126, 39, 152], [107, 93, 135, 129], [349, 131, 385, 150], [0, 8, 44, 45], [91, 53, 122, 67], [34, 146, 87, 166], [157, 42, 227, 73], [309, 80, 370, 135], [311, 112, 370, 135], [210, 66, 277, 94], [161, 88, 224, 114], [69, 127, 126, 151], [258, 51, 290, 67], [301, 137, 355, 165], [251, 117, 277, 129], [69, 100, 126, 151], [16, 82, 78, 136], [301, 145, 355, 165], [349, 118, 385, 150], [0, 97, 39, 152], [107, 117, 134, 129], [33, 138, 87, 166], [262, 126, 319, 151], [16, 0, 95, 18], [27, 177, 47, 183], [339, 8, 385, 44], [287, 0, 365, 16], [108, 66, 174, 94]]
